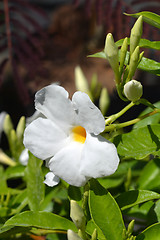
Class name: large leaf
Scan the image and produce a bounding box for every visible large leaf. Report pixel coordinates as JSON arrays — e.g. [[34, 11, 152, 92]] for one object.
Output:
[[116, 190, 160, 210], [113, 124, 160, 160], [116, 38, 160, 50], [89, 179, 125, 240], [126, 11, 160, 29], [2, 211, 77, 231], [138, 158, 160, 191], [136, 223, 160, 240], [25, 153, 45, 211], [138, 56, 160, 76], [133, 102, 160, 129]]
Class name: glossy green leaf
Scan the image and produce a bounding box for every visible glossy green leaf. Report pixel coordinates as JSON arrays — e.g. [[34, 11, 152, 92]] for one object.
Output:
[[138, 158, 160, 191], [136, 223, 160, 240], [126, 11, 160, 29], [3, 211, 77, 231], [116, 190, 160, 210], [5, 165, 25, 179], [89, 179, 125, 240], [86, 220, 106, 240], [133, 102, 160, 129], [25, 153, 45, 211], [116, 38, 160, 50], [88, 51, 106, 59], [68, 185, 82, 201], [138, 56, 160, 75], [148, 199, 160, 224], [113, 124, 160, 160]]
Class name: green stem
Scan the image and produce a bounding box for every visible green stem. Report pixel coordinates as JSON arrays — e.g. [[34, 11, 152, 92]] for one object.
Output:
[[105, 102, 135, 125], [105, 108, 160, 132]]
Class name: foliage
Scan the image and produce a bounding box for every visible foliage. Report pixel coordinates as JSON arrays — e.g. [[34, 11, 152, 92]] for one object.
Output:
[[0, 9, 160, 240]]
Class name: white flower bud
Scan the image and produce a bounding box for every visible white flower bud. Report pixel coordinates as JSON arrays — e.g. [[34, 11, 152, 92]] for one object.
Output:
[[67, 230, 82, 240], [124, 80, 143, 102], [70, 200, 85, 230]]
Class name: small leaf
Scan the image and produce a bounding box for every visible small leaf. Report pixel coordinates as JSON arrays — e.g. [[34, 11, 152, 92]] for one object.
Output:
[[89, 179, 125, 240], [113, 125, 160, 160], [88, 51, 106, 59], [133, 101, 160, 129], [25, 152, 45, 211], [126, 11, 160, 29], [138, 158, 160, 191], [136, 223, 160, 240], [116, 190, 160, 210], [3, 211, 77, 231], [5, 165, 25, 179]]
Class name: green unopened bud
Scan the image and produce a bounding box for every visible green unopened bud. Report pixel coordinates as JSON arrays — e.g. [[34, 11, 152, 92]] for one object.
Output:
[[91, 229, 98, 240], [99, 88, 110, 115], [127, 46, 140, 81], [124, 80, 143, 102], [3, 114, 14, 137], [67, 230, 82, 240], [75, 66, 89, 93], [16, 116, 25, 142], [127, 220, 135, 237], [119, 37, 128, 76], [130, 16, 143, 56], [104, 33, 120, 84], [70, 200, 85, 230]]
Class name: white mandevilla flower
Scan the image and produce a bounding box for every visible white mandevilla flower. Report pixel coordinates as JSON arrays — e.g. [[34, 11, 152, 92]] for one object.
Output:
[[23, 84, 119, 187]]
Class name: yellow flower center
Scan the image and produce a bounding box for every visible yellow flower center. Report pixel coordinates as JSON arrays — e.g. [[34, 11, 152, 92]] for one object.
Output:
[[72, 126, 86, 144]]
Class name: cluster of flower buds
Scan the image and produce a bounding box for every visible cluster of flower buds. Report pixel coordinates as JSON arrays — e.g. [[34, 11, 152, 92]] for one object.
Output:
[[68, 200, 98, 240], [104, 16, 144, 102]]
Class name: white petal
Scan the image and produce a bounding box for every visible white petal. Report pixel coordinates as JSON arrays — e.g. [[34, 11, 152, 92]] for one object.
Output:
[[19, 148, 29, 166], [23, 118, 68, 160], [44, 172, 60, 187], [72, 91, 105, 135], [48, 142, 88, 187], [35, 84, 75, 133], [26, 110, 45, 126], [80, 133, 120, 178]]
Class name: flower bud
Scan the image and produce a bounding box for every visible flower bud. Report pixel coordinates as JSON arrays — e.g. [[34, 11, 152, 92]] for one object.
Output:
[[91, 228, 98, 240], [104, 33, 120, 84], [75, 66, 89, 93], [124, 80, 143, 102], [16, 116, 25, 142], [99, 88, 110, 115], [70, 200, 85, 230], [127, 46, 140, 81], [3, 114, 14, 137], [67, 230, 82, 240], [119, 37, 128, 76], [130, 16, 143, 56]]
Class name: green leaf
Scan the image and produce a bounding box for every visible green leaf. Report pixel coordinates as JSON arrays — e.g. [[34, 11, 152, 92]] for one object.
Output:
[[133, 101, 160, 129], [113, 124, 160, 160], [0, 226, 30, 239], [86, 220, 106, 240], [126, 11, 160, 29], [138, 56, 160, 76], [3, 211, 77, 231], [25, 153, 45, 211], [88, 51, 106, 59], [89, 179, 125, 240], [116, 38, 160, 50], [138, 158, 160, 191], [116, 190, 160, 210], [5, 165, 25, 179], [136, 223, 160, 240]]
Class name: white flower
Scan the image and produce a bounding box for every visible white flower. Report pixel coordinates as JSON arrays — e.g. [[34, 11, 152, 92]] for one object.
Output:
[[23, 84, 119, 187]]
